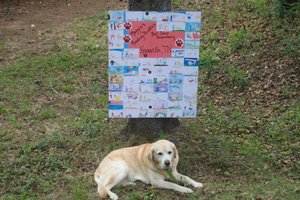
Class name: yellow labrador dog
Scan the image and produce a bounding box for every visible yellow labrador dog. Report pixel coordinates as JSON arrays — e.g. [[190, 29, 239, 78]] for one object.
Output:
[[94, 140, 203, 199]]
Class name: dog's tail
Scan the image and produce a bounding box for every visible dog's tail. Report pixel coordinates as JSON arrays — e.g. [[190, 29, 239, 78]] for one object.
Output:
[[95, 175, 107, 199]]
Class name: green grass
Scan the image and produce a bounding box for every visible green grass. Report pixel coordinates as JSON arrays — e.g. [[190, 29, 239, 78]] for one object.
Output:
[[190, 176, 300, 200], [207, 9, 225, 27], [199, 33, 221, 79], [69, 177, 89, 200], [44, 27, 54, 34], [274, 0, 300, 18], [251, 0, 268, 17], [0, 13, 108, 200], [283, 33, 300, 57], [39, 108, 58, 120], [228, 28, 259, 53], [225, 66, 248, 90], [0, 42, 7, 52]]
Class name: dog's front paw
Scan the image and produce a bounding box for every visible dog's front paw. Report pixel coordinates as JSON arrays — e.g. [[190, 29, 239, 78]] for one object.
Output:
[[109, 193, 118, 200], [181, 187, 193, 193], [193, 182, 203, 188]]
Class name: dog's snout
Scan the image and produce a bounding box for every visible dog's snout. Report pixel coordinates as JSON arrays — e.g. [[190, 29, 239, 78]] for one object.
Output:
[[164, 160, 170, 166]]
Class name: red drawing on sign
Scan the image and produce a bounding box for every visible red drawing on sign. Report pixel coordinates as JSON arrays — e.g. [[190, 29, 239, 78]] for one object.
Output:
[[124, 22, 132, 30], [128, 22, 185, 58], [175, 38, 184, 47], [116, 23, 122, 29], [193, 32, 200, 39], [123, 35, 132, 43]]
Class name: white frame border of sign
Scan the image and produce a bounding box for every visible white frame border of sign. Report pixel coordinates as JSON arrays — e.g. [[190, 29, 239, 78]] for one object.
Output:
[[108, 11, 201, 118]]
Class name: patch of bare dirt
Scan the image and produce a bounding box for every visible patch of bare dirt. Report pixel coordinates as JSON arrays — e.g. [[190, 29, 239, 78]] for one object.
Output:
[[0, 0, 127, 62]]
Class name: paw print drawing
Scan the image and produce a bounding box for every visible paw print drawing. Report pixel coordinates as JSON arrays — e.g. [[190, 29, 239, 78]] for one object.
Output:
[[123, 35, 131, 43], [124, 22, 132, 30], [175, 38, 184, 47]]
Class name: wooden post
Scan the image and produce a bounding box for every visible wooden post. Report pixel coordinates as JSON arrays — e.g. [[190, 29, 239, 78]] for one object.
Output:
[[122, 0, 180, 138]]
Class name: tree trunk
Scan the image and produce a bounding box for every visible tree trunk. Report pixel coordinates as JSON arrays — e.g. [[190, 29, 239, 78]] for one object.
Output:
[[128, 0, 171, 11], [122, 0, 180, 138]]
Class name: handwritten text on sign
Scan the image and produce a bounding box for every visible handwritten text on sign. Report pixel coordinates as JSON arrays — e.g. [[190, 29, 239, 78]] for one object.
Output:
[[127, 22, 184, 58]]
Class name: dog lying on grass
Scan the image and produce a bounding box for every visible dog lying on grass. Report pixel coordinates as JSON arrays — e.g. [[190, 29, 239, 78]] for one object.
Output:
[[94, 140, 203, 199]]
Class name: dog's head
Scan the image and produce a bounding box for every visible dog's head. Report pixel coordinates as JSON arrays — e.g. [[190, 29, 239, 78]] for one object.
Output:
[[148, 140, 178, 170]]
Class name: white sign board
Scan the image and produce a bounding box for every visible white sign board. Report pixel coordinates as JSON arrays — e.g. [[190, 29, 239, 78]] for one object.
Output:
[[108, 11, 201, 118]]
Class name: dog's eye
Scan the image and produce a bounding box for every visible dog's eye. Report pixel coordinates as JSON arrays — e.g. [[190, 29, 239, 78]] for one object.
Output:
[[168, 151, 172, 155], [158, 152, 163, 156]]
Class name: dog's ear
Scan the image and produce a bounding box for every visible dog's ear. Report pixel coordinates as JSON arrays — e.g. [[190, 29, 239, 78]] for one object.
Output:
[[172, 144, 178, 160], [172, 147, 176, 159], [148, 147, 155, 162]]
